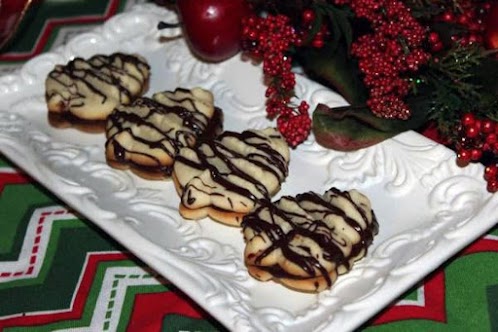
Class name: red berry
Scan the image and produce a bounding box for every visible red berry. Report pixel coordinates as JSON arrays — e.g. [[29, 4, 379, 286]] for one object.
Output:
[[470, 148, 482, 161], [466, 126, 479, 138], [312, 38, 324, 48], [482, 119, 496, 134], [467, 34, 480, 44], [486, 133, 497, 145], [442, 11, 455, 22], [431, 41, 444, 52], [302, 9, 315, 24], [487, 180, 498, 193], [428, 32, 440, 44], [298, 101, 309, 113], [484, 164, 498, 181], [457, 149, 471, 164], [474, 119, 482, 131], [461, 113, 475, 127], [457, 14, 469, 25]]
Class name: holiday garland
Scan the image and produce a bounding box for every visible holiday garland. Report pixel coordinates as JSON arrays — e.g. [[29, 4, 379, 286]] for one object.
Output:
[[156, 0, 498, 192], [240, 0, 498, 192], [241, 14, 313, 146]]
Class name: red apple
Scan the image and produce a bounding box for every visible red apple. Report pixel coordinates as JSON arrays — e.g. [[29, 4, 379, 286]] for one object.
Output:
[[176, 0, 250, 63]]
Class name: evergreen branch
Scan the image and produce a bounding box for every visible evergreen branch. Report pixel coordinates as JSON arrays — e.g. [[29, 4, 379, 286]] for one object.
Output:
[[404, 0, 469, 19], [421, 44, 489, 136], [427, 44, 485, 98]]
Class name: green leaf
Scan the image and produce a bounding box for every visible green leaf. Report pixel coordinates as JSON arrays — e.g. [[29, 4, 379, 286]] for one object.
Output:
[[329, 6, 353, 49], [322, 7, 341, 51], [314, 3, 354, 51], [297, 43, 367, 105], [312, 96, 431, 151]]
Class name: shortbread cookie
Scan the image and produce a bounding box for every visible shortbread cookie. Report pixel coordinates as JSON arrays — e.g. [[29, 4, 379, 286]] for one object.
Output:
[[105, 87, 220, 179], [45, 52, 150, 120], [242, 187, 378, 293], [173, 128, 290, 226]]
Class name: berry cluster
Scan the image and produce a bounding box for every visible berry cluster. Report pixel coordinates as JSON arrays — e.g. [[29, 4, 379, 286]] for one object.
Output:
[[455, 113, 498, 192], [426, 1, 491, 53], [241, 14, 312, 147], [437, 1, 491, 47], [344, 0, 431, 119], [300, 9, 330, 48]]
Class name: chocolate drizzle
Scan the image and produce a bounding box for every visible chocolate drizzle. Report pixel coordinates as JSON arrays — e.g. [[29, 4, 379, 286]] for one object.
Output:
[[105, 87, 221, 176], [45, 52, 150, 121], [242, 187, 379, 290], [174, 128, 289, 214]]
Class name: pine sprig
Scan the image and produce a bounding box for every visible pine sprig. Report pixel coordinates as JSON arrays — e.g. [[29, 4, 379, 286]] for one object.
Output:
[[424, 44, 490, 135], [405, 0, 467, 14], [434, 44, 482, 71]]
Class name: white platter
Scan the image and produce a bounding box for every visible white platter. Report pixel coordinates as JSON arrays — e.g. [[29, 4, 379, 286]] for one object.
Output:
[[1, 4, 497, 332]]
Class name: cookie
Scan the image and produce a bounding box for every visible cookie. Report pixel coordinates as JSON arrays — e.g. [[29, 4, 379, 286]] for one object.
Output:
[[105, 87, 220, 179], [173, 127, 290, 226], [45, 52, 150, 121], [242, 187, 378, 293]]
